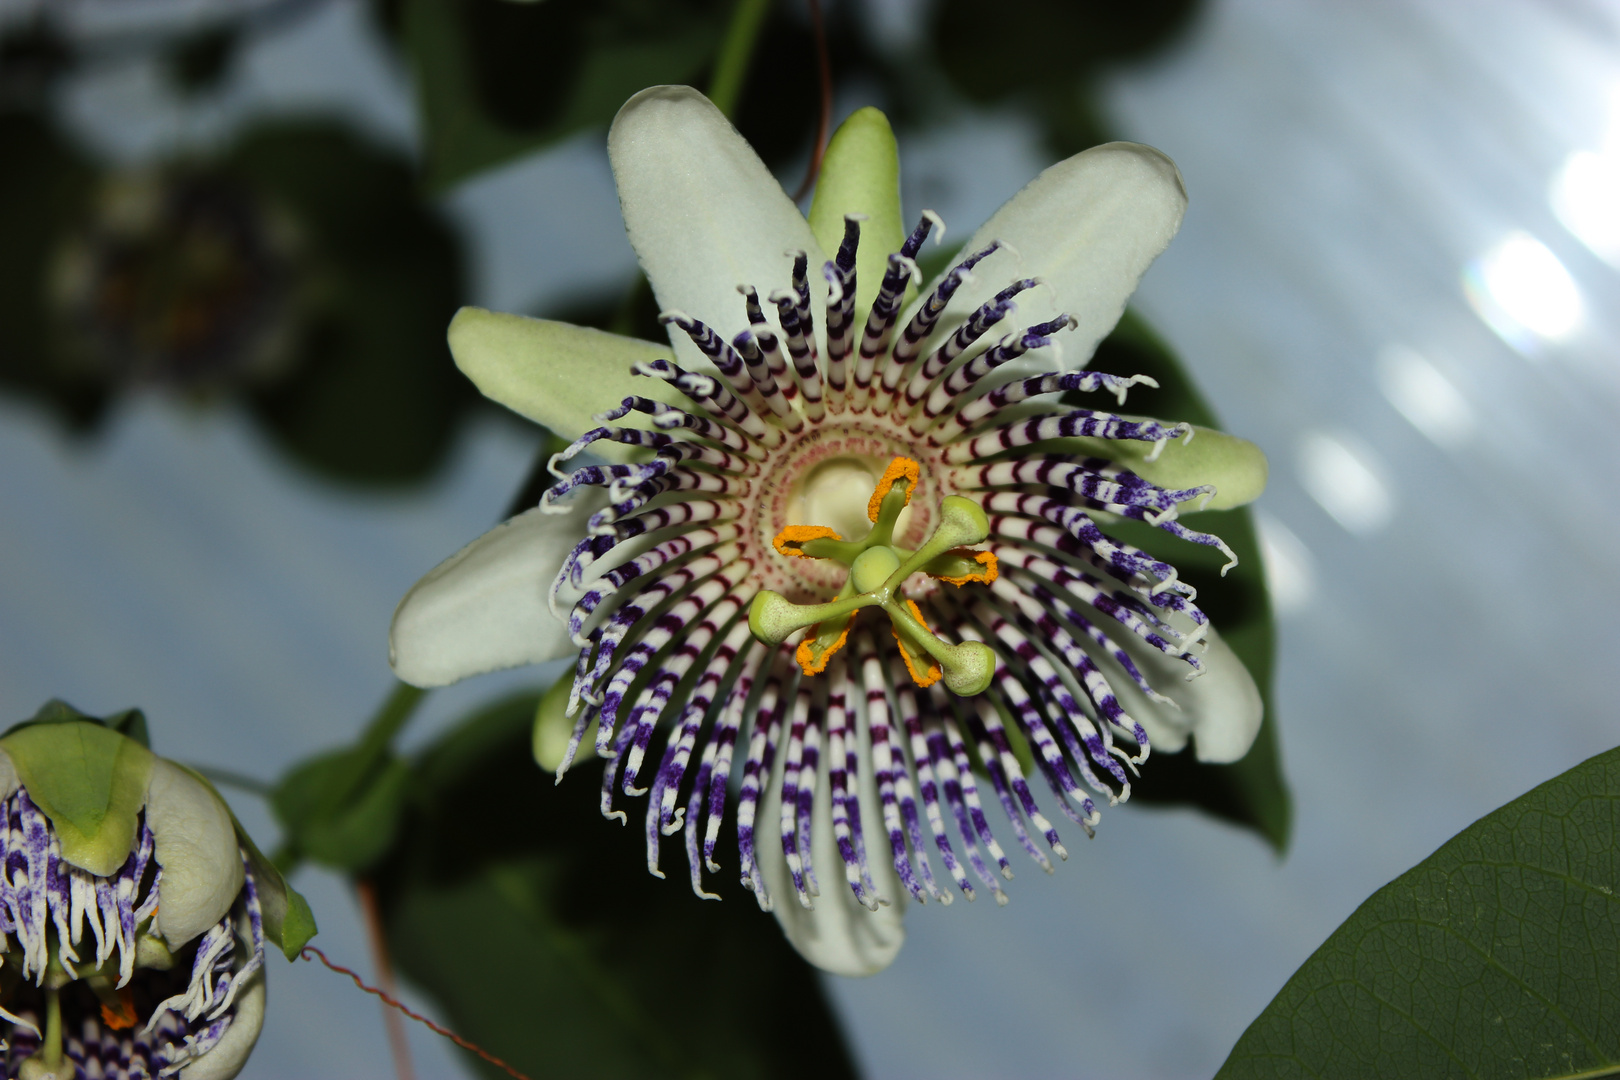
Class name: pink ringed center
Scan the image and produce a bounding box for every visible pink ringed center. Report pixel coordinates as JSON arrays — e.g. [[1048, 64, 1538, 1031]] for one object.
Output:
[[749, 415, 947, 602]]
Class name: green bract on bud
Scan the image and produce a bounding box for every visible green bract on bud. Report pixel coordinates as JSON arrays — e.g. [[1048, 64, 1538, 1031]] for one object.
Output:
[[0, 701, 315, 1080]]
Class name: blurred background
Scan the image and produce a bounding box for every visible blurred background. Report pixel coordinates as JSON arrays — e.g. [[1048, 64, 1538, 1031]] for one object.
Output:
[[2, 0, 1619, 1077]]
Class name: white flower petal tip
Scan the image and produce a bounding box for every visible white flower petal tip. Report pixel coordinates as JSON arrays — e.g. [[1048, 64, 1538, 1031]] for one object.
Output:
[[949, 141, 1188, 367], [147, 758, 246, 949], [390, 502, 599, 688], [1186, 628, 1265, 763], [759, 756, 905, 977], [448, 307, 673, 457], [177, 975, 264, 1080], [1113, 620, 1262, 763], [774, 882, 907, 977], [608, 86, 826, 361]]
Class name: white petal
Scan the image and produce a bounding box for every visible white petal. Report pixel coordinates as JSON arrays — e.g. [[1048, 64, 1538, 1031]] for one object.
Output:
[[608, 86, 828, 362], [390, 498, 599, 688], [1109, 619, 1263, 763], [757, 698, 905, 977], [929, 142, 1187, 374], [448, 307, 680, 461], [147, 758, 246, 949], [178, 974, 264, 1080]]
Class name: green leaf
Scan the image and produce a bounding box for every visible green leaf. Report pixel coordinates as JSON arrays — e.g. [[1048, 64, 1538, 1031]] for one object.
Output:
[[224, 122, 474, 486], [241, 827, 320, 961], [272, 682, 424, 872], [0, 110, 103, 428], [373, 692, 859, 1080], [0, 719, 155, 876], [1084, 308, 1290, 850], [271, 747, 411, 873], [1217, 746, 1620, 1080]]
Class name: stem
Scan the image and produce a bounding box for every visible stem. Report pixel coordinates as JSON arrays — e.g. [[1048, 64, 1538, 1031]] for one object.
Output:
[[356, 682, 426, 763], [320, 681, 427, 816], [708, 0, 772, 119], [791, 0, 833, 202], [42, 984, 62, 1069], [357, 880, 417, 1080], [191, 764, 275, 798]]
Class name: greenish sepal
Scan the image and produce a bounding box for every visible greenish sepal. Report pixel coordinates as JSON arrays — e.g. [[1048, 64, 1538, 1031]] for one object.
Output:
[[5, 699, 147, 748], [1057, 425, 1268, 511], [0, 721, 154, 877], [532, 676, 596, 772], [278, 888, 319, 960], [447, 307, 684, 463], [178, 762, 318, 961], [808, 107, 905, 320]]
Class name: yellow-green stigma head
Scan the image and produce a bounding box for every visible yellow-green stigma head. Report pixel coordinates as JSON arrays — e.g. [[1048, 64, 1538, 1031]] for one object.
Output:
[[749, 457, 999, 695]]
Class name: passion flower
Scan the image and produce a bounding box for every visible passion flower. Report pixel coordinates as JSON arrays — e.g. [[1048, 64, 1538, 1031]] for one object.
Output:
[[391, 86, 1267, 975]]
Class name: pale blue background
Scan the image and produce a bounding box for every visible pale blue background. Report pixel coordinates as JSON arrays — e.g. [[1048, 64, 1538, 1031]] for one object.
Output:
[[2, 1, 1618, 1077]]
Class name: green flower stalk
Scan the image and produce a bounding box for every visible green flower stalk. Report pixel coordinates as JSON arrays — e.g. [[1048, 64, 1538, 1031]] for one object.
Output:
[[0, 703, 314, 1080], [391, 87, 1268, 975]]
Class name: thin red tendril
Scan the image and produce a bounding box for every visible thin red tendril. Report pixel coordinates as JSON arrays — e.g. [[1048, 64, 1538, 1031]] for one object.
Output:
[[301, 946, 534, 1080], [792, 0, 832, 203], [356, 880, 416, 1080]]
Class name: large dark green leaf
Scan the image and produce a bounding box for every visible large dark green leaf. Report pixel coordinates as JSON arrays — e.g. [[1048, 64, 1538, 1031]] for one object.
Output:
[[0, 109, 103, 426], [1218, 746, 1620, 1080], [227, 122, 475, 485], [929, 0, 1205, 157], [399, 0, 725, 192], [372, 693, 859, 1080], [1085, 309, 1291, 851]]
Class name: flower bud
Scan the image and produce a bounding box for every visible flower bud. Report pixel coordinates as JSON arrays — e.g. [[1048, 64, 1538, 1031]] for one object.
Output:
[[0, 701, 314, 1080]]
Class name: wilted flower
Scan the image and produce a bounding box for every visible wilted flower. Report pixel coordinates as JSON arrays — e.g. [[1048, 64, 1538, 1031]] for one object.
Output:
[[0, 702, 313, 1079], [391, 87, 1267, 975]]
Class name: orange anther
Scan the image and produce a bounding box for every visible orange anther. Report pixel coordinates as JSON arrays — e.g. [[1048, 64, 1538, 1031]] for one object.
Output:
[[795, 614, 857, 676], [773, 525, 843, 558], [101, 986, 138, 1030], [866, 457, 921, 523], [892, 599, 944, 688], [933, 549, 999, 587]]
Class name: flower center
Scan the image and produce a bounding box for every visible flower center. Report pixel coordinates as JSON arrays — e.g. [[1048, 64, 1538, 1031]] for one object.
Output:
[[751, 413, 937, 600], [750, 457, 999, 695], [786, 457, 917, 547]]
